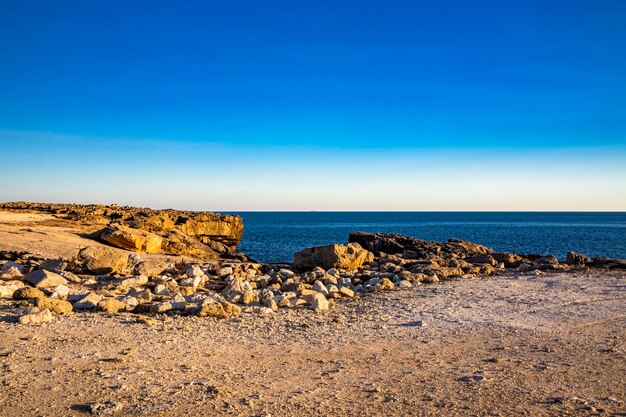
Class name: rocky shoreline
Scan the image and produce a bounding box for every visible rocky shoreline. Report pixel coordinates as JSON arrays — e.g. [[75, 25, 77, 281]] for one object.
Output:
[[0, 203, 624, 325]]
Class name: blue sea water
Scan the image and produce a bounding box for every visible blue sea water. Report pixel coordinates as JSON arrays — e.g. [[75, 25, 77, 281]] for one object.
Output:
[[230, 212, 626, 263]]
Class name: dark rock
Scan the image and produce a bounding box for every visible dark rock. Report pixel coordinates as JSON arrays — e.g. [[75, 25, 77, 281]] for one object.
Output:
[[566, 251, 591, 265]]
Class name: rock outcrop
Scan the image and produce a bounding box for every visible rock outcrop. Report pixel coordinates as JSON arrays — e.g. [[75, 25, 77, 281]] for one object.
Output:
[[0, 202, 245, 260]]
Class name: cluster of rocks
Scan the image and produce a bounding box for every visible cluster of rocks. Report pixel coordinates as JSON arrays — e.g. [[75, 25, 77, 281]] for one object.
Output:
[[0, 202, 245, 260], [1, 230, 624, 325]]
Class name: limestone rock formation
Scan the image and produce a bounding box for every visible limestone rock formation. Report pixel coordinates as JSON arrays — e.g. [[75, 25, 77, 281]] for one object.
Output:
[[294, 243, 373, 271], [99, 224, 162, 253], [0, 202, 245, 260]]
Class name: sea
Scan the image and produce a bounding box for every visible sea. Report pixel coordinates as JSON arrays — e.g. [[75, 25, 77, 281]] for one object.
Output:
[[230, 212, 626, 263]]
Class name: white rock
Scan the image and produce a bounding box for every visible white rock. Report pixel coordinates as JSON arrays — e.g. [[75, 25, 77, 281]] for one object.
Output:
[[24, 269, 68, 288], [217, 267, 233, 277], [312, 280, 329, 296], [170, 293, 186, 310], [185, 265, 205, 278], [278, 268, 295, 278], [180, 276, 202, 288], [119, 295, 138, 311], [0, 284, 18, 298], [307, 293, 329, 311], [67, 288, 91, 302], [396, 280, 412, 289], [153, 284, 170, 296], [50, 284, 70, 299], [326, 268, 340, 277], [73, 292, 103, 310], [115, 275, 148, 288], [19, 308, 54, 325], [338, 277, 352, 287]]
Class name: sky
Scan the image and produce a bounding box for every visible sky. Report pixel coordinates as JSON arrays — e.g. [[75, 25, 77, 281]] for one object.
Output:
[[0, 0, 625, 211]]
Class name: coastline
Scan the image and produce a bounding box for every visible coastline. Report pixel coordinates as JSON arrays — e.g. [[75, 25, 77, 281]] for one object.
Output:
[[0, 203, 624, 416]]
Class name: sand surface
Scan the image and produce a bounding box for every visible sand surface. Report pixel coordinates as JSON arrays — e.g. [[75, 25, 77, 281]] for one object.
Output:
[[1, 270, 624, 416]]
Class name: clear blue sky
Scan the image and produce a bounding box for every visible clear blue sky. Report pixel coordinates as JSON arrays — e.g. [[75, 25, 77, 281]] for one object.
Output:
[[1, 0, 625, 210]]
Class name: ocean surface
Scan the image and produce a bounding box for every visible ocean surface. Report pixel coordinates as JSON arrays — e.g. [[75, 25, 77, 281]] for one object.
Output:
[[230, 212, 626, 263]]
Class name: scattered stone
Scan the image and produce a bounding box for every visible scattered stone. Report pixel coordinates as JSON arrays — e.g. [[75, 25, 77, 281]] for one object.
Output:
[[196, 300, 229, 318], [396, 280, 412, 289], [170, 293, 187, 310], [23, 269, 68, 288], [12, 287, 45, 300], [49, 284, 70, 299], [534, 255, 559, 265], [97, 298, 127, 313], [378, 278, 395, 290], [0, 265, 23, 281], [0, 284, 18, 298], [217, 266, 234, 277], [312, 280, 329, 296], [73, 292, 104, 310], [39, 258, 68, 273], [19, 308, 54, 325], [303, 292, 329, 311], [34, 297, 73, 314], [339, 287, 355, 297], [134, 259, 169, 277]]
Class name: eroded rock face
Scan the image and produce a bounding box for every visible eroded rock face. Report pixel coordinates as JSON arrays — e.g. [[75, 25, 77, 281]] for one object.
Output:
[[294, 243, 373, 271], [0, 202, 244, 260], [100, 224, 163, 253]]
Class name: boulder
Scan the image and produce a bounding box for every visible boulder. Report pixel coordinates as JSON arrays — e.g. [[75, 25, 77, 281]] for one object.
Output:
[[566, 251, 591, 265], [100, 224, 163, 253], [379, 278, 395, 290], [97, 298, 127, 313], [34, 297, 73, 314], [294, 243, 372, 271], [12, 287, 45, 300], [196, 300, 228, 318], [73, 292, 103, 310], [134, 259, 169, 277], [78, 246, 129, 275], [23, 269, 68, 288], [303, 292, 329, 311]]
